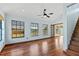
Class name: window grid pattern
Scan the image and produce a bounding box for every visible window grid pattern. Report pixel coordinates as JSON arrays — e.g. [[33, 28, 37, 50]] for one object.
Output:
[[42, 24, 48, 36], [12, 20, 24, 38], [31, 23, 39, 37]]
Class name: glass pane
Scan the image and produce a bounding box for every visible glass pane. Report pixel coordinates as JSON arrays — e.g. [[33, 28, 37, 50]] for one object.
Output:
[[21, 22, 24, 26], [17, 21, 21, 26], [0, 29, 2, 41], [20, 30, 24, 37], [43, 24, 48, 35], [12, 20, 24, 38], [20, 22, 24, 37], [12, 34, 17, 38], [12, 20, 17, 25], [16, 30, 21, 37], [31, 23, 39, 37], [12, 30, 17, 38], [12, 20, 17, 31], [17, 21, 21, 30], [0, 21, 2, 41], [20, 22, 24, 30]]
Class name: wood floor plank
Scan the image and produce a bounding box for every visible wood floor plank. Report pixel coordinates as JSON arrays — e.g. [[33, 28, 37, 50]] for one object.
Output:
[[0, 37, 66, 56]]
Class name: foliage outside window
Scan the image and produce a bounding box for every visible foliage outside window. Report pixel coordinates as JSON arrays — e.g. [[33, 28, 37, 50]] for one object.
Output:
[[12, 20, 24, 38], [42, 24, 48, 36], [31, 23, 39, 37]]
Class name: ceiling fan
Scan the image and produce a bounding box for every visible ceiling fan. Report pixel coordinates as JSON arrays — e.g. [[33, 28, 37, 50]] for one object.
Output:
[[38, 9, 54, 18]]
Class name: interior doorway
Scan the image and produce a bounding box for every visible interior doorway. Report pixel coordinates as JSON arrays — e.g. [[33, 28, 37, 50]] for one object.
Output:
[[51, 23, 64, 50], [51, 23, 63, 37]]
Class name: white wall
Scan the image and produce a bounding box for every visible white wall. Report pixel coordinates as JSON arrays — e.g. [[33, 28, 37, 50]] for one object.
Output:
[[62, 4, 79, 51], [58, 4, 79, 51], [5, 12, 65, 45], [4, 3, 65, 45], [5, 15, 51, 44], [66, 4, 79, 46]]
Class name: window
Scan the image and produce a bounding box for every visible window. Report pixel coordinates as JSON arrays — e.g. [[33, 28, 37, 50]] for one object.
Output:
[[55, 24, 63, 36], [0, 21, 2, 41], [56, 26, 60, 34], [42, 24, 48, 35], [12, 20, 24, 38], [31, 23, 39, 37], [0, 15, 4, 41]]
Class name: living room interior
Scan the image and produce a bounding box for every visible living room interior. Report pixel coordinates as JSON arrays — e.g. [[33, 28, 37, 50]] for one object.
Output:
[[0, 3, 79, 56]]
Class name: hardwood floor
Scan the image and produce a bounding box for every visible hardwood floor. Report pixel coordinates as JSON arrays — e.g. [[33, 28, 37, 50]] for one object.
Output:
[[0, 36, 66, 56]]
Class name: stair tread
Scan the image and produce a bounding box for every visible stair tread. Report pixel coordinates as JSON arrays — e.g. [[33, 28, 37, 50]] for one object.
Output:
[[74, 33, 79, 35], [72, 38, 79, 41], [68, 19, 79, 56], [66, 50, 79, 56], [71, 40, 79, 47], [69, 45, 79, 52]]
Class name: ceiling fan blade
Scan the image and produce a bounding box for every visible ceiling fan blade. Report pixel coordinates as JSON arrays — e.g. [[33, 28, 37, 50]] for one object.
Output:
[[38, 9, 52, 18], [49, 13, 54, 15], [46, 14, 50, 18], [47, 16, 50, 18]]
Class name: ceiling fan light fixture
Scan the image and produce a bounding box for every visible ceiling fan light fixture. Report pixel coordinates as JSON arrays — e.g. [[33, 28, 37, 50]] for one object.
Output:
[[38, 9, 53, 18]]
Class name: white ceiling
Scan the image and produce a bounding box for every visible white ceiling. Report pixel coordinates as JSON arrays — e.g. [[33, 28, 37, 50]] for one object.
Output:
[[0, 3, 65, 20]]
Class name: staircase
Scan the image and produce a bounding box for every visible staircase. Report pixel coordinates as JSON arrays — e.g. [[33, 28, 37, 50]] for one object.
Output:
[[66, 18, 79, 56]]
